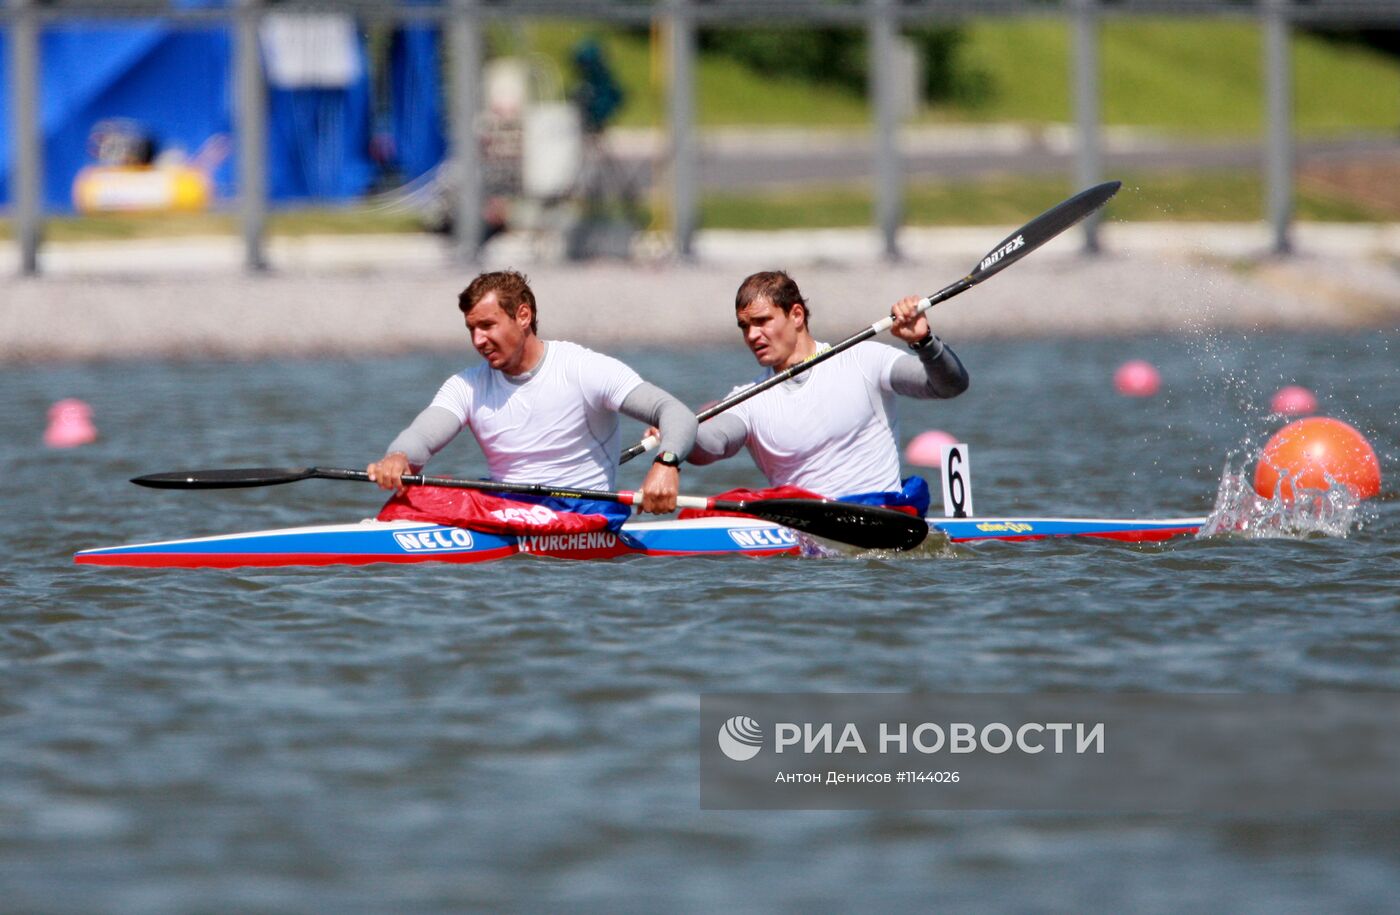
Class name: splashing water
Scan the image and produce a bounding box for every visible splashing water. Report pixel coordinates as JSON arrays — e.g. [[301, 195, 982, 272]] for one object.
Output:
[[1199, 455, 1364, 540]]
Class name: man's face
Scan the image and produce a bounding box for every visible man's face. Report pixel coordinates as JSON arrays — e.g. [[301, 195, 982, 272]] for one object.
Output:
[[466, 291, 531, 373], [736, 297, 805, 368]]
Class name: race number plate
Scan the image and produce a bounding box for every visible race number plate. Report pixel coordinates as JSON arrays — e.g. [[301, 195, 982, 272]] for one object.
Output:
[[939, 442, 972, 518]]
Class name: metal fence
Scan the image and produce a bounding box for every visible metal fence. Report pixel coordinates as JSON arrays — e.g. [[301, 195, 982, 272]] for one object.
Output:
[[5, 0, 1400, 274]]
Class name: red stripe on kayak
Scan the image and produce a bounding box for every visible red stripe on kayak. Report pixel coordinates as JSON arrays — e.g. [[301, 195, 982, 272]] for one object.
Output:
[[640, 545, 801, 558], [1088, 526, 1201, 542], [74, 542, 804, 567], [513, 542, 634, 560], [73, 547, 520, 568]]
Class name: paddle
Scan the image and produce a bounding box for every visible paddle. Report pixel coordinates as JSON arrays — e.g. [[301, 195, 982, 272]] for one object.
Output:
[[620, 180, 1122, 463], [131, 467, 929, 551]]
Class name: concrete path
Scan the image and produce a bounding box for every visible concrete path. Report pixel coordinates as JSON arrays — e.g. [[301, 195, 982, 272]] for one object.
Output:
[[3, 223, 1397, 363]]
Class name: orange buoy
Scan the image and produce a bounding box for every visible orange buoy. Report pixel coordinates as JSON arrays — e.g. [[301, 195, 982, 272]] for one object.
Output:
[[1253, 417, 1381, 501], [1114, 360, 1160, 397]]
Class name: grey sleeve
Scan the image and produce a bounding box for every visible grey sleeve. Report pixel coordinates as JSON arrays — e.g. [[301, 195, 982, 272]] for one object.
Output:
[[384, 405, 464, 470], [619, 382, 698, 459], [889, 336, 971, 399], [689, 413, 749, 466]]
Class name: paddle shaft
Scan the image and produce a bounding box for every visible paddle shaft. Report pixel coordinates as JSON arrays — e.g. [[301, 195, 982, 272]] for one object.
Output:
[[619, 180, 1120, 463], [131, 466, 929, 550]]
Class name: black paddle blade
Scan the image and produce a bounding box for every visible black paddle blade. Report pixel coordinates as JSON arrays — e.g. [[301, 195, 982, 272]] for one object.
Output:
[[740, 499, 929, 551], [969, 180, 1121, 283], [131, 467, 318, 489]]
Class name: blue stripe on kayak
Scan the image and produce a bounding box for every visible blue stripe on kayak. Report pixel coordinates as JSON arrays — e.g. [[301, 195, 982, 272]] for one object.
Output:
[[78, 520, 804, 560], [83, 525, 515, 557], [930, 518, 1203, 540], [623, 523, 801, 553]]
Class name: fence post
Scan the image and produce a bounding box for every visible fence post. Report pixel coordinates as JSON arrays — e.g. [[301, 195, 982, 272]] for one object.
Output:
[[1072, 0, 1103, 254], [869, 0, 902, 260], [10, 0, 42, 276], [668, 0, 698, 258], [448, 0, 482, 263], [1263, 0, 1294, 255], [235, 0, 267, 272]]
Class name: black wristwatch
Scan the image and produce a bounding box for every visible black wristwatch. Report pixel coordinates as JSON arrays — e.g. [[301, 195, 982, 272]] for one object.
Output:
[[653, 450, 682, 468], [908, 332, 937, 353]]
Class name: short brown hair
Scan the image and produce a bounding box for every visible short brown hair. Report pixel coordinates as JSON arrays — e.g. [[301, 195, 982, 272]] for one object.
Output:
[[735, 270, 810, 323], [459, 269, 538, 334]]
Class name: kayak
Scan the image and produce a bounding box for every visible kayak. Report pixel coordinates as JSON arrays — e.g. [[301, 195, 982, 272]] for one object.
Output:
[[74, 516, 805, 568], [73, 514, 1205, 568]]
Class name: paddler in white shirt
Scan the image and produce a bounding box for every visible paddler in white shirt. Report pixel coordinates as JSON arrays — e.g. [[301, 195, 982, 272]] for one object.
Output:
[[687, 270, 969, 513], [367, 269, 696, 516]]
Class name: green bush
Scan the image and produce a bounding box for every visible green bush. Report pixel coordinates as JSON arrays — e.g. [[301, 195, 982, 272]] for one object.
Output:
[[697, 26, 983, 105]]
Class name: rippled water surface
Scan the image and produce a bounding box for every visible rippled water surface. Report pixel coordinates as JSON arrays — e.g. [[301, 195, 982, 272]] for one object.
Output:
[[3, 331, 1398, 911]]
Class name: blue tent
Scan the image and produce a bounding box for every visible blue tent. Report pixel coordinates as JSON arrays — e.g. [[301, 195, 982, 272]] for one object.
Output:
[[0, 8, 445, 211], [388, 22, 445, 184]]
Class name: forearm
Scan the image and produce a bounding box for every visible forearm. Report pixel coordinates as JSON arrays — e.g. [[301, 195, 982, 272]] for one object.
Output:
[[890, 336, 970, 399], [384, 405, 463, 469], [620, 383, 698, 458], [689, 413, 748, 465]]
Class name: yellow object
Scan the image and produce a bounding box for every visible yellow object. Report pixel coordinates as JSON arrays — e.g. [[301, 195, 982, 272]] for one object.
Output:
[[73, 165, 211, 213]]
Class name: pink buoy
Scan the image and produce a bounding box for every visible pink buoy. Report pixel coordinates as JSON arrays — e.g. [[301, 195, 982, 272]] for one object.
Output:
[[1270, 385, 1317, 416], [905, 429, 957, 468], [44, 398, 98, 448], [1114, 360, 1161, 397]]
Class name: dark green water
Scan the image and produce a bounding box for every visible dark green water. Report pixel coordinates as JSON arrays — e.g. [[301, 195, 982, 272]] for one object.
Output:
[[3, 332, 1397, 911]]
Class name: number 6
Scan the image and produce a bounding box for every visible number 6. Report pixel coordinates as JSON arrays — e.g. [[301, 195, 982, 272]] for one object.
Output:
[[940, 443, 972, 519]]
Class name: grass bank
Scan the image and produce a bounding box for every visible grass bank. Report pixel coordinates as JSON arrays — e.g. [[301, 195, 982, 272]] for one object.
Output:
[[4, 167, 1389, 243], [521, 19, 1400, 135], [0, 206, 425, 243], [701, 169, 1391, 229]]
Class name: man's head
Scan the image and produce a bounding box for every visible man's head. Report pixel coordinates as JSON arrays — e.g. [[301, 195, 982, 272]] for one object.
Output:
[[458, 270, 539, 373], [734, 270, 814, 369], [459, 270, 537, 333]]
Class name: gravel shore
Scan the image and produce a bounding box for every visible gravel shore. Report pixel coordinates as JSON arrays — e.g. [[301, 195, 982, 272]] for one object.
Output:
[[4, 223, 1397, 363]]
